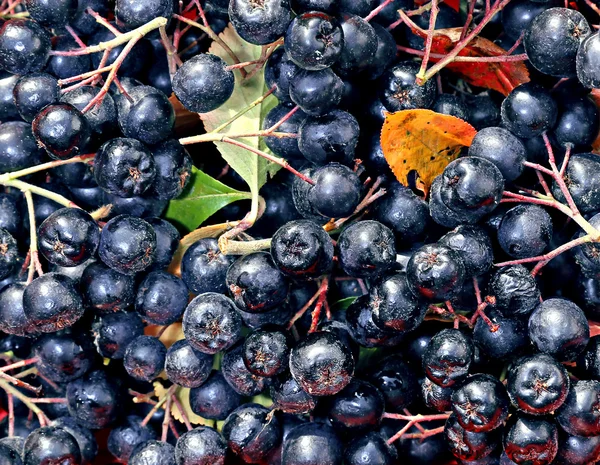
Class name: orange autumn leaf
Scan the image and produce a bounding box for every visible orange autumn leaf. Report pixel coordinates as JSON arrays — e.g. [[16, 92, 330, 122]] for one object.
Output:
[[407, 27, 530, 95], [381, 109, 477, 196]]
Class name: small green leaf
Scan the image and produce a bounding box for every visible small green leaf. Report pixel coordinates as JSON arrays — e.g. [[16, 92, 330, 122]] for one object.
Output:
[[201, 25, 281, 196], [164, 166, 251, 231], [332, 296, 358, 311]]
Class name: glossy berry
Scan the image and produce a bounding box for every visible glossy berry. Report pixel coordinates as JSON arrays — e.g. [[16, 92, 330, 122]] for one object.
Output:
[[0, 121, 44, 173], [503, 415, 558, 465], [229, 0, 292, 45], [444, 413, 498, 462], [52, 416, 97, 465], [473, 309, 529, 361], [379, 61, 436, 111], [226, 252, 289, 312], [0, 228, 17, 281], [172, 54, 234, 113], [107, 415, 156, 463], [370, 273, 427, 333], [451, 374, 509, 432], [264, 47, 300, 103], [298, 110, 359, 166], [92, 311, 144, 359], [32, 103, 91, 160], [189, 370, 243, 420], [327, 379, 384, 434], [337, 14, 378, 75], [406, 244, 466, 301], [528, 298, 589, 361], [0, 284, 32, 337], [23, 426, 82, 465], [123, 335, 166, 382], [146, 218, 180, 271], [346, 295, 405, 347], [262, 104, 307, 160], [488, 265, 541, 317], [115, 0, 172, 29], [146, 139, 192, 200], [423, 329, 473, 387], [94, 138, 156, 198], [501, 83, 558, 138], [182, 292, 242, 354], [468, 127, 527, 181], [13, 72, 59, 123], [422, 376, 453, 412], [337, 220, 397, 278], [344, 432, 397, 465], [282, 422, 343, 465], [0, 442, 21, 465], [369, 354, 419, 412], [222, 404, 281, 463], [284, 12, 343, 70], [47, 36, 92, 81], [25, 0, 77, 27], [80, 261, 136, 312], [271, 219, 333, 279], [270, 374, 317, 414], [577, 335, 600, 380], [439, 156, 504, 221], [181, 238, 233, 295], [221, 343, 269, 396], [553, 432, 600, 465], [60, 86, 117, 143], [290, 331, 355, 396], [577, 31, 600, 88], [175, 427, 227, 465], [116, 85, 175, 145], [165, 339, 213, 388], [0, 20, 51, 74], [498, 204, 553, 259], [243, 329, 289, 377], [374, 183, 429, 243], [552, 96, 600, 148], [501, 0, 550, 41], [38, 208, 99, 268], [34, 332, 93, 383], [129, 441, 175, 465], [23, 273, 84, 333], [308, 163, 361, 218], [507, 353, 569, 415], [135, 271, 188, 325], [524, 7, 590, 78], [556, 380, 600, 436], [66, 370, 122, 429], [552, 153, 600, 213], [289, 68, 344, 116], [433, 94, 470, 120], [439, 225, 494, 278], [98, 215, 157, 275]]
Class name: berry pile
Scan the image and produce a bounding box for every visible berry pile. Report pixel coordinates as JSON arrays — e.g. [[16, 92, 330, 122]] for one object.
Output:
[[1, 0, 600, 464]]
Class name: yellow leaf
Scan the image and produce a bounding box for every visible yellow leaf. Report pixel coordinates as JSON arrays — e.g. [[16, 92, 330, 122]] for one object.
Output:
[[144, 322, 184, 349], [381, 109, 477, 196], [153, 380, 213, 427]]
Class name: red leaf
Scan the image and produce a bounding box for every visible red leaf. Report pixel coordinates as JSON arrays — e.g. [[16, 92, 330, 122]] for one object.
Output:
[[406, 27, 530, 95]]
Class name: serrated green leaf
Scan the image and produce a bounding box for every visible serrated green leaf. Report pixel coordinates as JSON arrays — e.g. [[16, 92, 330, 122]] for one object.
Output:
[[164, 166, 251, 231], [200, 24, 281, 195]]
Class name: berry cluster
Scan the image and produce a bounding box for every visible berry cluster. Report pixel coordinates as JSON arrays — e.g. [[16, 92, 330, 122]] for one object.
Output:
[[0, 0, 600, 464]]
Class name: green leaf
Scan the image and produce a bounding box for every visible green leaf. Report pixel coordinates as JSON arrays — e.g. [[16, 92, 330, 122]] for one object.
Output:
[[200, 25, 281, 196], [332, 296, 358, 311], [164, 166, 251, 231]]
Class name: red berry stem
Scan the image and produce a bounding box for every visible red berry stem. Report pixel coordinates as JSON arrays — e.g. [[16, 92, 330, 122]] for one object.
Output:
[[171, 391, 193, 431]]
